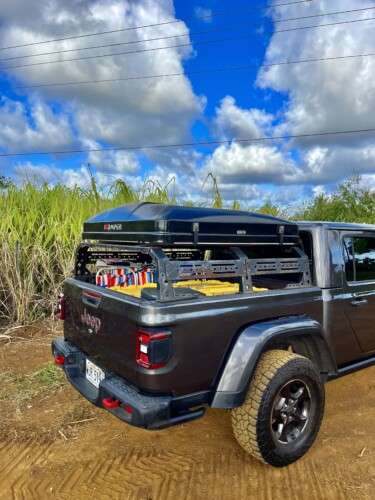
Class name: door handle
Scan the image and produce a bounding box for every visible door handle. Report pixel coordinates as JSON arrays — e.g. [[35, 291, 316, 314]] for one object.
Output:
[[82, 290, 102, 308], [351, 298, 368, 307]]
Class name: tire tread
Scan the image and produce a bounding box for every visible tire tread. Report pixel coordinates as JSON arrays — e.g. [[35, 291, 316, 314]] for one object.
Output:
[[232, 350, 309, 464]]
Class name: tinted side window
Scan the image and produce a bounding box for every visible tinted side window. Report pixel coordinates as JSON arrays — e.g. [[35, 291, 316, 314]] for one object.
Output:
[[344, 236, 375, 282], [343, 237, 355, 282], [353, 237, 375, 281]]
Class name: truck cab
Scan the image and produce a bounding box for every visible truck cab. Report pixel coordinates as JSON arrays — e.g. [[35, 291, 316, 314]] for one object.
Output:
[[299, 222, 375, 364]]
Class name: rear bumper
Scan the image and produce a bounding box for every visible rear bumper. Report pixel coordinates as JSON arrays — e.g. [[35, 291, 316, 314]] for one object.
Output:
[[52, 337, 206, 429]]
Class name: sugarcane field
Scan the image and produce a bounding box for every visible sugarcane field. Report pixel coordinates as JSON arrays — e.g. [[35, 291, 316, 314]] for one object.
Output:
[[2, 0, 375, 499]]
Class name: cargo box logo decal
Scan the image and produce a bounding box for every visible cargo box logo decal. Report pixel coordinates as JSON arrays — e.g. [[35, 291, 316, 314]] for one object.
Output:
[[81, 308, 101, 334], [103, 223, 122, 231]]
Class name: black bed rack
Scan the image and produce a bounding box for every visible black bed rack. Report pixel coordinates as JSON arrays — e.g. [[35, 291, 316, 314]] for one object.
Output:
[[75, 243, 312, 302]]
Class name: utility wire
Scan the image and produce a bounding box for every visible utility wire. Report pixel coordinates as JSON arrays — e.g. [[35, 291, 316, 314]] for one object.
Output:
[[275, 13, 375, 34], [274, 5, 375, 24], [0, 35, 255, 71], [14, 50, 375, 90], [0, 26, 225, 64], [0, 0, 314, 53], [1, 5, 373, 64], [3, 14, 375, 72], [0, 127, 374, 158]]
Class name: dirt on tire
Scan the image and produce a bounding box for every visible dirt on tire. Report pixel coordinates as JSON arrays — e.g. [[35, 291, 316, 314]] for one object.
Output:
[[1, 331, 375, 499], [232, 349, 324, 466]]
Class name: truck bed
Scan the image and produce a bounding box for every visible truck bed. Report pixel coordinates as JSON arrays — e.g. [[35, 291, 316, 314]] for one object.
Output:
[[63, 277, 322, 397]]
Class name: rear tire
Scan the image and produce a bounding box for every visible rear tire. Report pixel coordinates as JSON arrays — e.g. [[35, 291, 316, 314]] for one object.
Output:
[[231, 349, 325, 467]]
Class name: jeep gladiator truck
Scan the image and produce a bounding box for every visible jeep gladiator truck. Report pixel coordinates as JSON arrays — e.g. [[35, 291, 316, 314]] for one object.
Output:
[[52, 203, 375, 467]]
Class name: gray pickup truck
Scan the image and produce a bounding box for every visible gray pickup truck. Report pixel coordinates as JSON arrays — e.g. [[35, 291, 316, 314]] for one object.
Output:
[[52, 204, 375, 467]]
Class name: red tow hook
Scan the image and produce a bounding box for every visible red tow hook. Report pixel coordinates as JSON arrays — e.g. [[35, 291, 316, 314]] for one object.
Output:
[[102, 398, 120, 410]]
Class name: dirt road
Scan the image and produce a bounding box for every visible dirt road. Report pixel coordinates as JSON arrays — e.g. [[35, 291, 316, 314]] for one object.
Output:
[[1, 332, 375, 499]]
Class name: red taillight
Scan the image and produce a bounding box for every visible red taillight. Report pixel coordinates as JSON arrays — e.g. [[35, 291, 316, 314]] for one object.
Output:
[[136, 329, 172, 369], [54, 355, 65, 366], [123, 404, 133, 415], [102, 398, 120, 410], [57, 293, 66, 320]]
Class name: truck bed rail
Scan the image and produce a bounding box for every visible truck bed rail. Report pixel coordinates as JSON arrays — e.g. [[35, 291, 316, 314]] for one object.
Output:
[[76, 243, 312, 301]]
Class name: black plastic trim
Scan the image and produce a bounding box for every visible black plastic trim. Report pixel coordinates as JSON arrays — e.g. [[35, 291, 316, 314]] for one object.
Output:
[[211, 316, 336, 409], [52, 337, 207, 430], [329, 355, 375, 380]]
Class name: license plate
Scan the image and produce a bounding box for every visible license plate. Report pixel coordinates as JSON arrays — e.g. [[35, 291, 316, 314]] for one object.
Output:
[[86, 358, 105, 388]]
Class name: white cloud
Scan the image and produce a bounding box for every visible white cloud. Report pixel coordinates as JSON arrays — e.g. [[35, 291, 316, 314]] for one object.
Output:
[[13, 163, 61, 184], [258, 0, 375, 146], [12, 158, 312, 209], [85, 141, 140, 174], [359, 174, 375, 191], [5, 0, 375, 205], [144, 160, 306, 207], [0, 96, 74, 152], [202, 0, 375, 194], [204, 142, 298, 184], [13, 162, 91, 187], [1, 0, 204, 151], [201, 96, 300, 195], [312, 185, 326, 197], [293, 145, 375, 184], [214, 96, 274, 140], [194, 6, 213, 23], [13, 161, 139, 189]]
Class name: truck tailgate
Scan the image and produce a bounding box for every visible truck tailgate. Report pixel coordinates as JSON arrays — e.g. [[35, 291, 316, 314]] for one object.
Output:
[[63, 278, 141, 385]]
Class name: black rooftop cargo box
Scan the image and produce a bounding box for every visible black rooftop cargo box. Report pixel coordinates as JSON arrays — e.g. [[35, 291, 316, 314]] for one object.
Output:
[[83, 203, 299, 246]]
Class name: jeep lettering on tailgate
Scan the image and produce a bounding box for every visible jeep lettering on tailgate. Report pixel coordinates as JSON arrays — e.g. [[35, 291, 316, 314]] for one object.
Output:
[[81, 308, 101, 334]]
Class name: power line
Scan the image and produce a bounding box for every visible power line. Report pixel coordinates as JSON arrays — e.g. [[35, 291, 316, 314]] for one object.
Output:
[[271, 0, 314, 6], [14, 50, 375, 90], [0, 26, 214, 64], [1, 5, 373, 65], [274, 5, 375, 24], [0, 127, 374, 158], [1, 26, 252, 64], [275, 13, 375, 34], [3, 14, 375, 72], [0, 1, 314, 53], [0, 35, 253, 71]]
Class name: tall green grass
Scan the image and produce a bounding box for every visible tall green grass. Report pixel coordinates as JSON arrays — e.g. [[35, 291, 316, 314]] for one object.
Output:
[[1, 174, 373, 325], [0, 177, 175, 324]]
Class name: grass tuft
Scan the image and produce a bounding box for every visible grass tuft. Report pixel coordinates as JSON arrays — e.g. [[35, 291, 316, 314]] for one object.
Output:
[[32, 363, 64, 387], [0, 362, 65, 408]]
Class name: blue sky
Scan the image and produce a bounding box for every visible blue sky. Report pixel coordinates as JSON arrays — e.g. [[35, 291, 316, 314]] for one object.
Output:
[[1, 0, 375, 207], [175, 2, 274, 115]]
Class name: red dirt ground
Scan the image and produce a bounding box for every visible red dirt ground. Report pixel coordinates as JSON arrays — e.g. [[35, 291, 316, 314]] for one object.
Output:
[[1, 330, 375, 499]]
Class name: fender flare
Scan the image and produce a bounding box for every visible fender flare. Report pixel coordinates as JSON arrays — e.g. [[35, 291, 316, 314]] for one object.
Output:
[[211, 316, 336, 409]]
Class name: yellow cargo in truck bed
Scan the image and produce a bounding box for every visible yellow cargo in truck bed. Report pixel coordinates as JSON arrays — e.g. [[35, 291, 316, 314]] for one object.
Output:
[[110, 280, 267, 298]]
